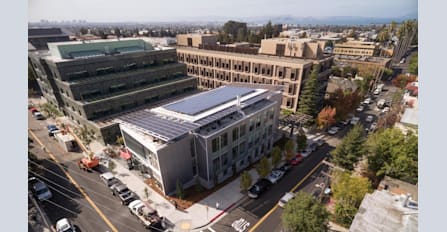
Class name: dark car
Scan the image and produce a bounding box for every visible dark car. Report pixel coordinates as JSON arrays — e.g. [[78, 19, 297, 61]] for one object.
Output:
[[248, 179, 271, 199], [47, 125, 59, 136], [276, 161, 291, 173], [111, 184, 136, 205]]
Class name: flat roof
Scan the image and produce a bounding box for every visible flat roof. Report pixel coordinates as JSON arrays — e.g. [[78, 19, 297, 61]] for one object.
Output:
[[163, 86, 255, 116]]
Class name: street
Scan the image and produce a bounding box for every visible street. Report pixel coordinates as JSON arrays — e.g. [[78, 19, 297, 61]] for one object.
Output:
[[28, 112, 148, 232]]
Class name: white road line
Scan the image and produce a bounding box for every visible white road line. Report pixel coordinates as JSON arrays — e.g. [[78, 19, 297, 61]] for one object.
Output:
[[208, 227, 216, 232]]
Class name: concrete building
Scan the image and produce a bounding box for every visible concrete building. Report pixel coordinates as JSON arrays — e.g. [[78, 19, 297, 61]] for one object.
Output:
[[259, 38, 326, 59], [28, 38, 197, 144], [116, 84, 282, 195], [333, 41, 379, 57], [176, 34, 217, 48], [350, 177, 418, 232], [28, 28, 70, 50], [176, 42, 333, 112]]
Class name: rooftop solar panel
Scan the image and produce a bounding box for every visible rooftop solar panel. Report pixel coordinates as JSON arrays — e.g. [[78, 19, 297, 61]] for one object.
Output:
[[163, 86, 255, 115]]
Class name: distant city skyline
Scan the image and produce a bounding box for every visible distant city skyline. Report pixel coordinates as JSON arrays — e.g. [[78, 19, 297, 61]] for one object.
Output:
[[29, 0, 417, 23]]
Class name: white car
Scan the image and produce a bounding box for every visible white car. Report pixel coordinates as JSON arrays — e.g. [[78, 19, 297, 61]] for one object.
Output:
[[56, 218, 76, 232], [356, 105, 365, 112], [300, 148, 313, 157], [373, 88, 381, 95], [266, 170, 285, 184], [327, 126, 339, 135], [365, 115, 374, 123], [278, 192, 296, 208], [363, 98, 372, 104], [350, 117, 360, 125], [382, 107, 390, 113], [369, 122, 378, 133], [100, 172, 121, 188]]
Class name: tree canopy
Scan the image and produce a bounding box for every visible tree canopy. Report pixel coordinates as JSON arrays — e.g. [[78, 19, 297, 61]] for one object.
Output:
[[256, 157, 271, 178], [317, 106, 337, 130], [332, 171, 372, 227], [365, 128, 418, 184], [240, 171, 253, 192], [408, 53, 418, 75], [281, 192, 330, 232], [331, 124, 365, 171], [298, 64, 321, 117], [271, 146, 282, 168]]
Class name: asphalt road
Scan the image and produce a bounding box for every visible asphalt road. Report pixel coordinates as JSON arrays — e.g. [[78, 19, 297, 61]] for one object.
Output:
[[28, 112, 148, 232], [211, 143, 332, 232]]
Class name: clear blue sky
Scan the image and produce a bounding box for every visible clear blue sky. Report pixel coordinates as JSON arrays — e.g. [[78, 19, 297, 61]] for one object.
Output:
[[29, 0, 417, 22]]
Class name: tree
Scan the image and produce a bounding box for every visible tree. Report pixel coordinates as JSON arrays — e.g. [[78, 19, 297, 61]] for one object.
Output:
[[256, 157, 271, 178], [79, 27, 88, 35], [240, 171, 253, 192], [365, 128, 418, 184], [317, 106, 336, 130], [75, 125, 96, 149], [281, 192, 329, 232], [298, 64, 320, 117], [392, 74, 417, 88], [324, 40, 333, 48], [115, 136, 124, 146], [331, 124, 365, 171], [377, 28, 390, 43], [284, 139, 295, 160], [271, 146, 282, 168], [296, 132, 307, 151], [408, 53, 418, 75], [330, 89, 362, 121], [39, 103, 62, 119], [114, 27, 121, 38], [332, 171, 372, 227], [176, 179, 185, 199]]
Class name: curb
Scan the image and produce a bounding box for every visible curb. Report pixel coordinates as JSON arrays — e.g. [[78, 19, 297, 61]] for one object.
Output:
[[192, 201, 238, 230]]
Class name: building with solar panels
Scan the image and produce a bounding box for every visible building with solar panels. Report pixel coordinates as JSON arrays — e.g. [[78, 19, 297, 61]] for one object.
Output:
[[116, 84, 282, 195], [28, 38, 197, 144]]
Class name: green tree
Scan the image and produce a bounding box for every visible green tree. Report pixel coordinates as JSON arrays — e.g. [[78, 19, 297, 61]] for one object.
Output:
[[408, 53, 418, 75], [331, 124, 365, 170], [79, 27, 88, 35], [281, 192, 330, 232], [296, 132, 307, 151], [271, 146, 282, 168], [365, 128, 418, 184], [256, 157, 271, 178], [115, 136, 124, 146], [39, 103, 62, 119], [377, 28, 390, 43], [75, 125, 96, 149], [332, 171, 372, 227], [324, 40, 333, 48], [240, 171, 253, 192], [298, 64, 320, 117], [284, 139, 295, 160], [176, 179, 185, 199]]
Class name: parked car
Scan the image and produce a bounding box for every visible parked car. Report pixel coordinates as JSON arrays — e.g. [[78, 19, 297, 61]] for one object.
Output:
[[248, 179, 272, 199], [56, 218, 76, 232], [373, 88, 381, 95], [300, 148, 313, 157], [327, 126, 340, 135], [290, 154, 304, 165], [369, 122, 378, 133], [47, 125, 59, 136], [111, 184, 136, 204], [350, 117, 360, 125], [382, 107, 390, 113], [266, 170, 285, 184], [29, 177, 52, 201], [128, 200, 162, 229], [278, 192, 296, 208], [365, 115, 374, 123], [316, 139, 325, 147], [308, 143, 318, 151], [276, 161, 291, 173], [100, 172, 121, 188], [363, 97, 372, 105], [33, 111, 45, 120], [29, 107, 38, 113], [356, 105, 365, 112]]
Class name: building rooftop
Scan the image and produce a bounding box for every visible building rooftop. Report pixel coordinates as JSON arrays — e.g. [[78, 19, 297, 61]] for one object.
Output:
[[335, 55, 391, 65], [350, 190, 418, 232], [46, 38, 155, 62], [28, 28, 69, 38], [116, 85, 279, 142], [163, 86, 255, 116], [400, 108, 418, 127]]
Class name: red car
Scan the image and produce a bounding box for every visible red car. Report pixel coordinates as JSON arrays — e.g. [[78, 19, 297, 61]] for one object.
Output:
[[290, 154, 304, 165], [29, 107, 39, 113]]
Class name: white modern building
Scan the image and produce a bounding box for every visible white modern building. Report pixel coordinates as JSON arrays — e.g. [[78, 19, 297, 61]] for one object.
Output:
[[116, 84, 282, 195]]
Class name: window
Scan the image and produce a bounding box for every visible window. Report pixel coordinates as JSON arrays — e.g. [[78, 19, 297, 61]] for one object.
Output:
[[222, 153, 228, 166], [220, 133, 228, 147], [232, 146, 239, 160], [278, 71, 283, 77], [213, 158, 220, 172], [212, 138, 219, 153], [240, 124, 246, 137], [232, 128, 239, 141]]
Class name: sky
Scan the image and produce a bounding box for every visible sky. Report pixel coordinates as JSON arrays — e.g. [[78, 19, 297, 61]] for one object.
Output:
[[29, 0, 418, 22]]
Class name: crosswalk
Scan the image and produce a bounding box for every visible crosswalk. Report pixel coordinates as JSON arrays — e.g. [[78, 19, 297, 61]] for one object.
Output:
[[278, 125, 326, 143]]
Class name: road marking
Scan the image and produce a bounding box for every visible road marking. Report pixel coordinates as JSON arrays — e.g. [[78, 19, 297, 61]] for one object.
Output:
[[208, 227, 216, 232], [248, 159, 326, 232], [29, 129, 118, 232]]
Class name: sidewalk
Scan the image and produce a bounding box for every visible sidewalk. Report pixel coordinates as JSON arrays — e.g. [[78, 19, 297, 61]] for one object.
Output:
[[90, 141, 259, 231]]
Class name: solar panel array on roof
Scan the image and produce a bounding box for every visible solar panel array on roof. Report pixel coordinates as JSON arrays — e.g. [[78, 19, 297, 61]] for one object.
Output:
[[119, 110, 198, 141], [163, 86, 256, 115]]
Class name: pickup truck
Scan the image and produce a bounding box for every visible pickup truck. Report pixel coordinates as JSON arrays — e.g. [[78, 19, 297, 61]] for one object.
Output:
[[128, 200, 163, 229]]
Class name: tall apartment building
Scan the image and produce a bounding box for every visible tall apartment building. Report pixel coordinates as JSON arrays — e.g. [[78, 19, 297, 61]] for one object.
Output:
[[334, 41, 379, 57], [176, 35, 333, 112], [28, 38, 197, 144], [117, 84, 282, 195]]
